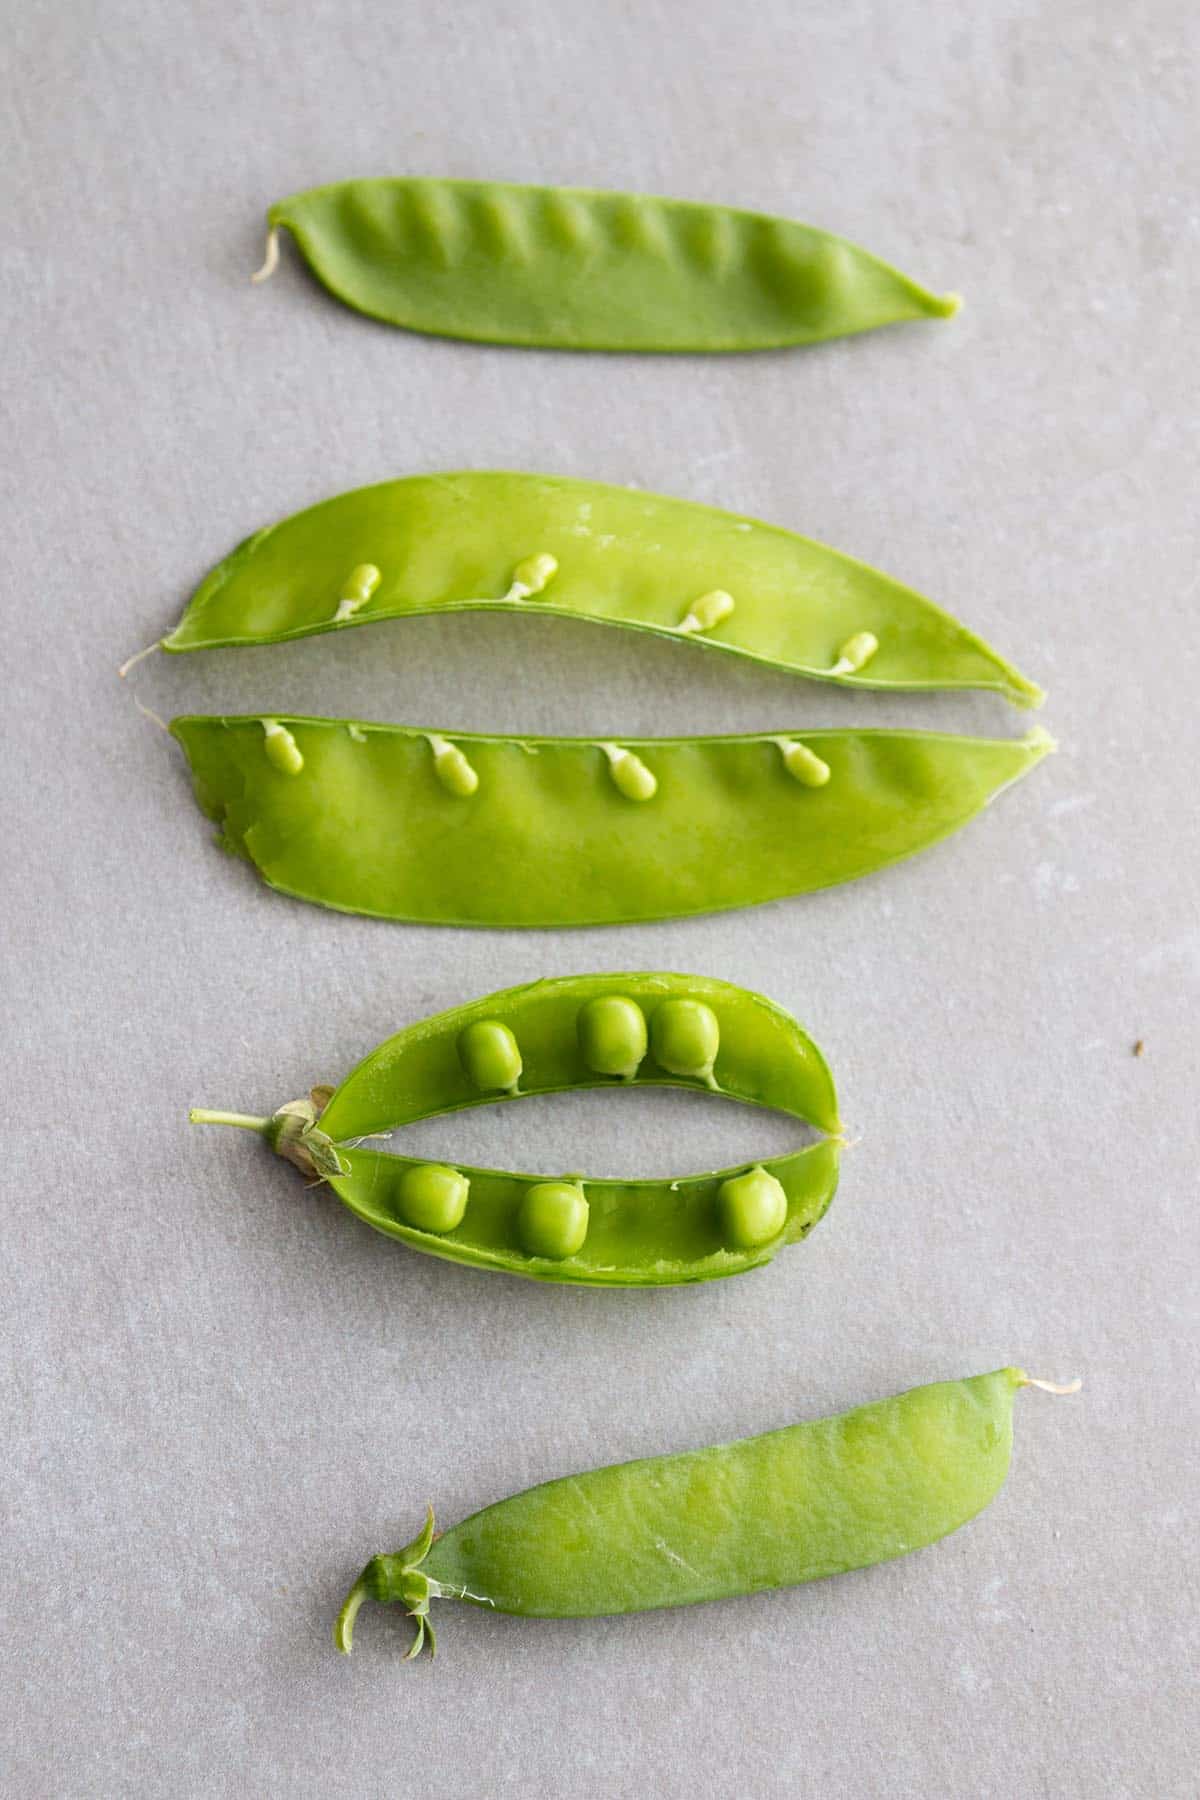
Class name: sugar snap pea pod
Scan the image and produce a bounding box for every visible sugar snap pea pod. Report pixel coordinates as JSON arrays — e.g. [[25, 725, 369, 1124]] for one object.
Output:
[[316, 1142, 838, 1286], [335, 1368, 1081, 1657], [189, 975, 842, 1284], [169, 715, 1054, 927], [252, 178, 959, 353], [315, 974, 840, 1140], [158, 472, 1041, 707]]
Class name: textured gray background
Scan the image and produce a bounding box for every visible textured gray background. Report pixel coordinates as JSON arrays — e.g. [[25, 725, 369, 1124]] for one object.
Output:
[[2, 1, 1197, 1795]]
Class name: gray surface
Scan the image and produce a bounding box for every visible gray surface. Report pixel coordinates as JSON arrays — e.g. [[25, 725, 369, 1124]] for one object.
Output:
[[2, 1, 1197, 1794]]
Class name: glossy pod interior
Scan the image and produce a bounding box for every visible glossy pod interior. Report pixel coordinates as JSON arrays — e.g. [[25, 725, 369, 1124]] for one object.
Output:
[[336, 1369, 1032, 1655], [260, 178, 960, 352], [162, 472, 1041, 707], [330, 1142, 839, 1286], [319, 972, 841, 1141], [170, 716, 1054, 928]]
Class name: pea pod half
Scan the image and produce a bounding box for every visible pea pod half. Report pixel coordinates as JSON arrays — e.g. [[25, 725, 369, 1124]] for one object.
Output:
[[171, 715, 1053, 927], [335, 1368, 1080, 1657], [253, 178, 959, 353], [158, 473, 1040, 707], [190, 974, 841, 1286]]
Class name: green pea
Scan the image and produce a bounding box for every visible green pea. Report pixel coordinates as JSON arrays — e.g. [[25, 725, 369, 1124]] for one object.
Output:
[[188, 973, 844, 1287], [651, 999, 720, 1087], [777, 738, 831, 788], [678, 589, 735, 634], [172, 716, 1054, 926], [334, 562, 382, 621], [717, 1166, 788, 1248], [334, 1369, 1080, 1657], [428, 734, 479, 797], [457, 1019, 522, 1093], [261, 719, 303, 775], [162, 472, 1042, 709], [517, 1182, 589, 1260], [253, 177, 960, 353], [576, 995, 648, 1081], [396, 1163, 469, 1234], [602, 744, 657, 802], [511, 552, 557, 596]]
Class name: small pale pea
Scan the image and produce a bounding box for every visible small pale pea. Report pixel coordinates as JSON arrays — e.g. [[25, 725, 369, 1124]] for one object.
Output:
[[512, 552, 558, 596], [717, 1166, 788, 1248], [518, 1181, 589, 1259], [651, 998, 720, 1087], [428, 735, 479, 797], [679, 589, 735, 634], [334, 562, 382, 621], [262, 720, 304, 775], [778, 739, 831, 787], [832, 630, 879, 674], [577, 995, 648, 1080], [397, 1163, 470, 1233], [602, 745, 657, 802], [457, 1019, 522, 1093]]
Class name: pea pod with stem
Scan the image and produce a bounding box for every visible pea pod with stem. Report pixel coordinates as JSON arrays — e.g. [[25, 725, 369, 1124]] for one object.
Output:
[[149, 472, 1041, 708], [170, 714, 1054, 928], [251, 178, 961, 353], [334, 1368, 1081, 1658], [190, 974, 843, 1286]]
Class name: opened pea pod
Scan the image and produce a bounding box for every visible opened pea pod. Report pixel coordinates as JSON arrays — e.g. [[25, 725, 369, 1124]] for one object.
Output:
[[154, 472, 1041, 707], [335, 1368, 1081, 1658], [251, 177, 959, 353], [189, 974, 842, 1286], [171, 714, 1053, 928]]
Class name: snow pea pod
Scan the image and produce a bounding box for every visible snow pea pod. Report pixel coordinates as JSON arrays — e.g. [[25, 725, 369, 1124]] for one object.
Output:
[[335, 1368, 1080, 1657], [159, 473, 1041, 708], [189, 974, 842, 1285], [252, 178, 960, 352], [169, 715, 1054, 928]]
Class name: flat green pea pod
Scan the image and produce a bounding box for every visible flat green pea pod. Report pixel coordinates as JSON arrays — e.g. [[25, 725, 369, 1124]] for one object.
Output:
[[251, 178, 960, 353], [170, 715, 1054, 927], [156, 472, 1041, 707], [334, 1368, 1081, 1657], [188, 974, 842, 1286]]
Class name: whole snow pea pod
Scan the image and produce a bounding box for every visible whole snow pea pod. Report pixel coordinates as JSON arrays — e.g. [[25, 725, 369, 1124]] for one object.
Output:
[[156, 472, 1041, 708], [189, 974, 842, 1285], [251, 178, 960, 352], [334, 1368, 1080, 1657], [169, 715, 1054, 928]]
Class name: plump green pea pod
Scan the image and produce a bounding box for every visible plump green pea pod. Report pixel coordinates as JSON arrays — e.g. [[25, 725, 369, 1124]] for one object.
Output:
[[169, 715, 1054, 928], [335, 1368, 1080, 1658], [158, 473, 1041, 707], [188, 974, 842, 1285], [252, 178, 960, 352], [322, 1142, 838, 1286]]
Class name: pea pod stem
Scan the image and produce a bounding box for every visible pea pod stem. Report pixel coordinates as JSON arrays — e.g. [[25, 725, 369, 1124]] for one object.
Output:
[[189, 1108, 272, 1133]]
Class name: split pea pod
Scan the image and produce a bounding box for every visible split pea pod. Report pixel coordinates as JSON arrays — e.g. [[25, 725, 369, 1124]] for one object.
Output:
[[335, 1368, 1080, 1658], [157, 473, 1041, 707], [189, 974, 841, 1286], [252, 178, 960, 353], [170, 715, 1054, 928]]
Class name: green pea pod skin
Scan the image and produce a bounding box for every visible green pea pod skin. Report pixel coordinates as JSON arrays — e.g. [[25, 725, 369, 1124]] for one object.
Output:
[[338, 1370, 1049, 1653], [330, 1142, 838, 1287], [169, 716, 1054, 928], [161, 473, 1041, 708], [319, 973, 840, 1141], [261, 179, 959, 353]]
